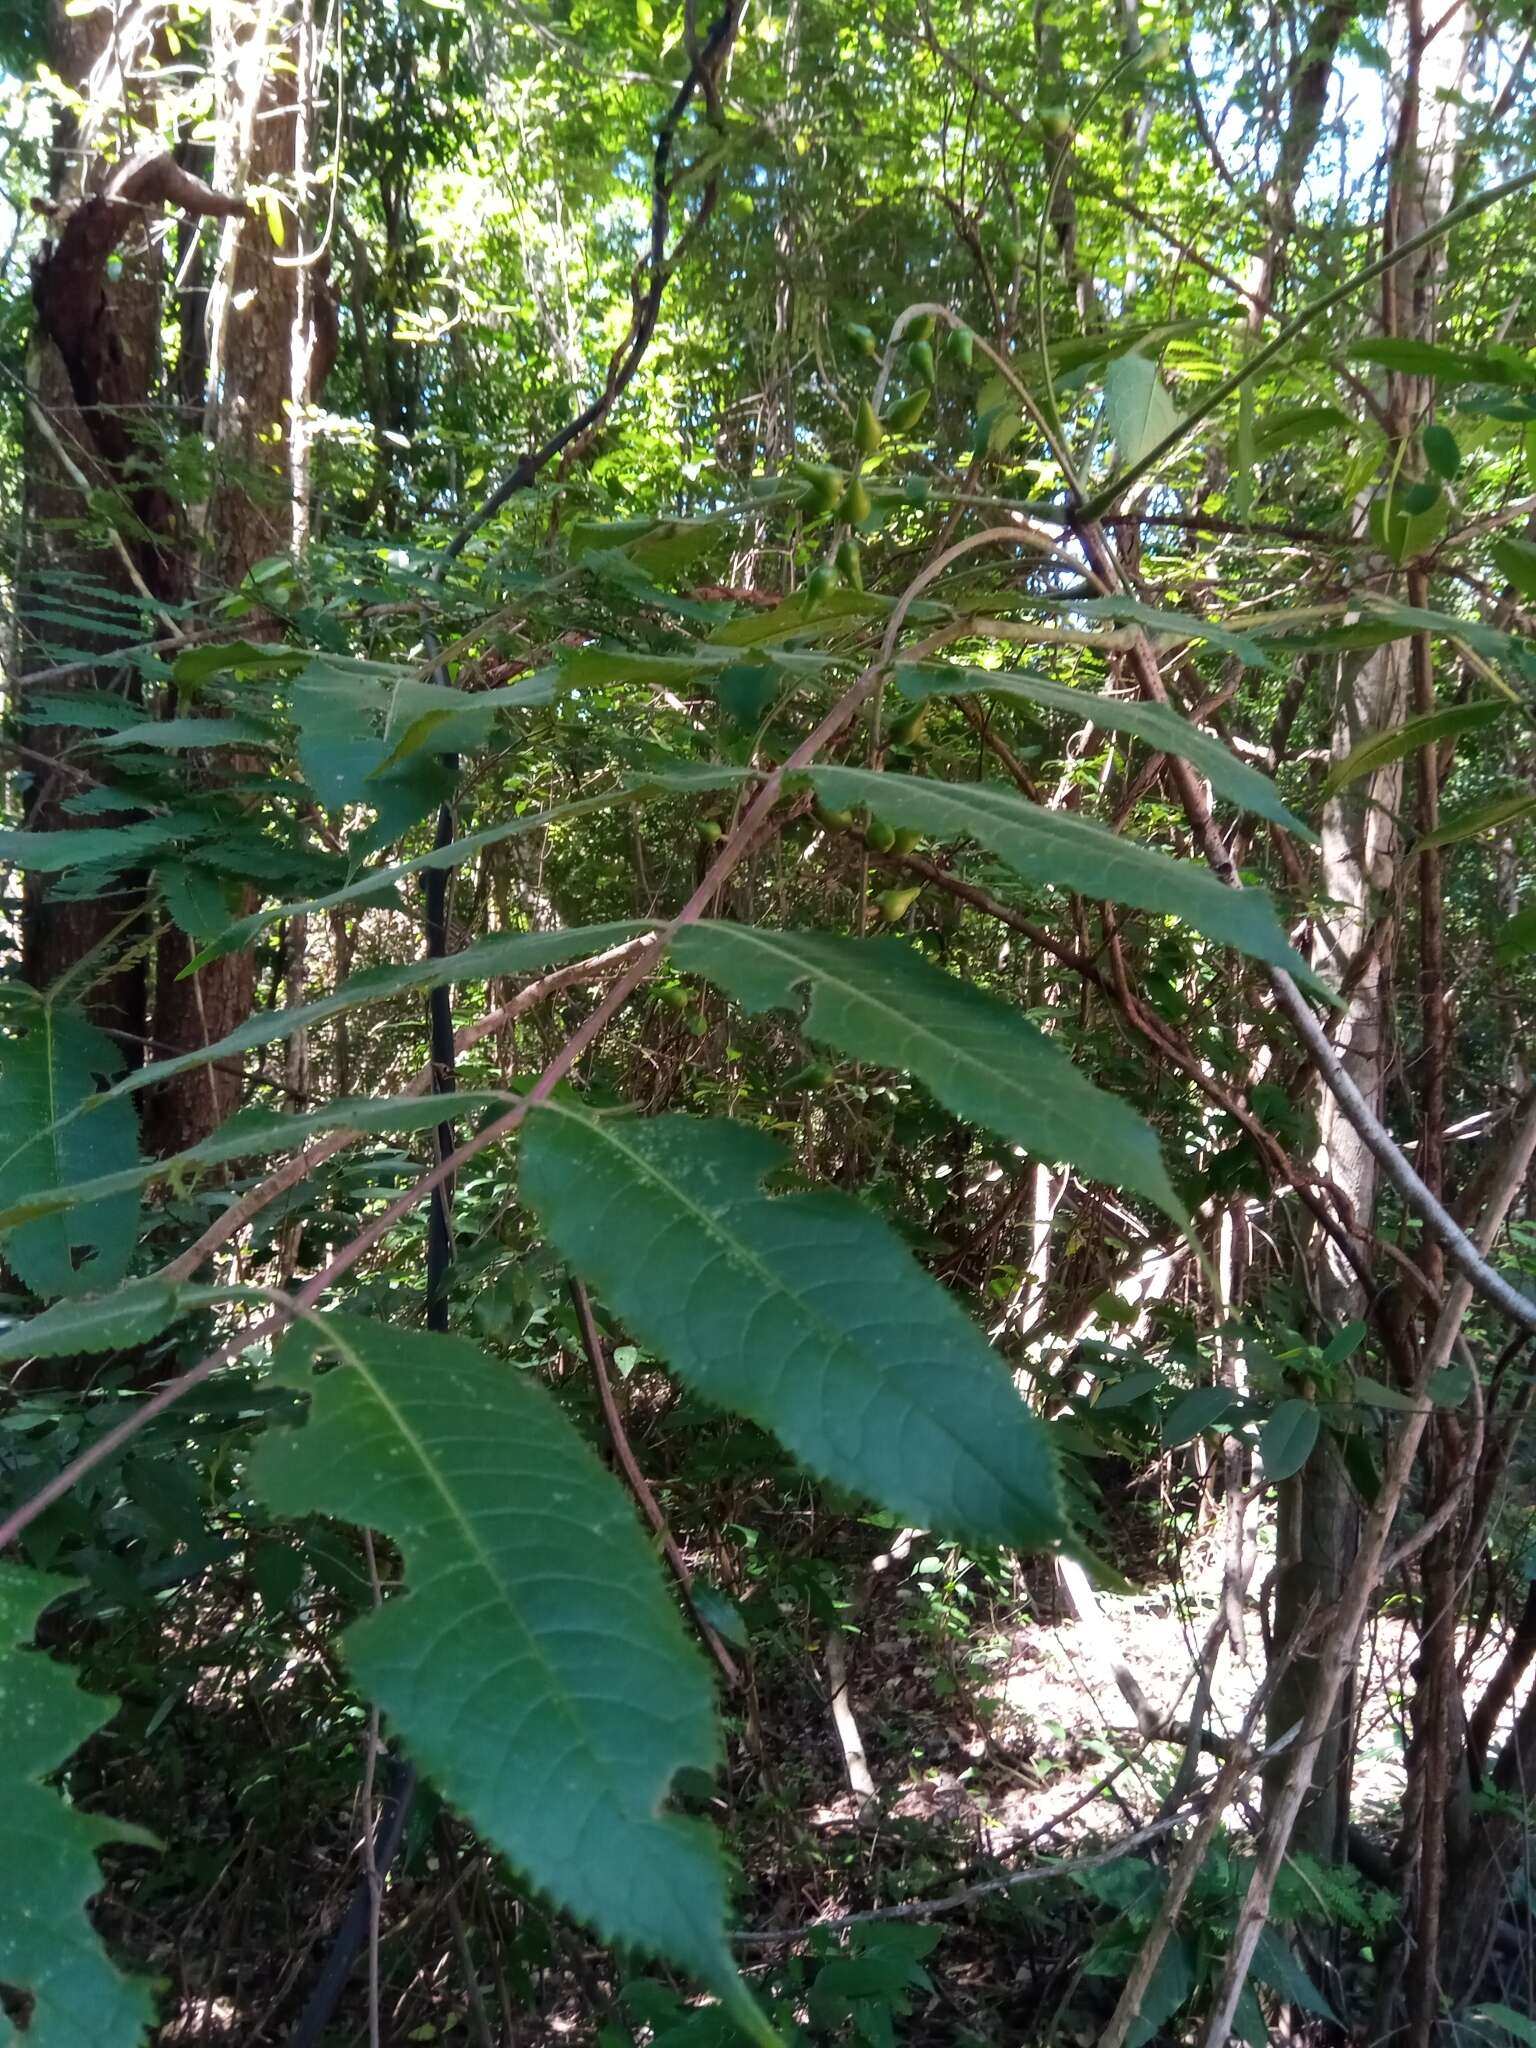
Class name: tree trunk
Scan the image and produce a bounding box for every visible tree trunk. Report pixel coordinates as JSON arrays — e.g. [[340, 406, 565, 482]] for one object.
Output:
[[1266, 0, 1462, 1871], [142, 0, 319, 1157], [14, 0, 164, 1053]]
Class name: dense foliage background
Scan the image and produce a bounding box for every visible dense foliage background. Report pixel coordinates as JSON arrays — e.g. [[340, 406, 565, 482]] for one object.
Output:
[[3, 1, 1536, 2043]]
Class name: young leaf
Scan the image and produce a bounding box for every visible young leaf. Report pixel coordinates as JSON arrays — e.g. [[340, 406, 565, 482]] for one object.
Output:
[[672, 925, 1182, 1219], [1103, 350, 1181, 471], [0, 1000, 141, 1301], [248, 1317, 769, 2039], [0, 1566, 158, 2048], [1320, 700, 1506, 798], [520, 1106, 1064, 1552], [894, 663, 1309, 836], [805, 767, 1316, 982], [1261, 1399, 1320, 1481]]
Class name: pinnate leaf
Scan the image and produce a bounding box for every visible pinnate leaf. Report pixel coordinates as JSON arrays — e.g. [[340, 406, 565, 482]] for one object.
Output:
[[674, 924, 1180, 1218], [0, 1567, 157, 2048], [248, 1317, 769, 2036], [521, 1105, 1064, 1552]]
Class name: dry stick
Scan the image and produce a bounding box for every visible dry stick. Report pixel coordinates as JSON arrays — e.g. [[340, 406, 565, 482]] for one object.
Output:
[[1196, 1093, 1536, 2048], [1097, 1649, 1293, 2048], [568, 1276, 742, 1690], [734, 1724, 1306, 1949]]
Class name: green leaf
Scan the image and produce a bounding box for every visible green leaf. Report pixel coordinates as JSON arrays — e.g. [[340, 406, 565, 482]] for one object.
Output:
[[1103, 350, 1181, 471], [1320, 701, 1507, 799], [1162, 1386, 1237, 1445], [1095, 1369, 1162, 1409], [1360, 595, 1536, 684], [1491, 537, 1536, 602], [107, 925, 645, 1103], [1349, 1375, 1418, 1412], [0, 1281, 180, 1363], [894, 663, 1309, 836], [672, 925, 1181, 1218], [0, 1001, 141, 1301], [1470, 2006, 1536, 2048], [1252, 1927, 1336, 2020], [248, 1318, 768, 2037], [1344, 338, 1536, 387], [0, 819, 183, 873], [1411, 791, 1536, 855], [97, 714, 272, 752], [0, 1566, 157, 2047], [1261, 1399, 1320, 1481], [158, 862, 238, 942], [520, 1106, 1064, 1552], [805, 767, 1316, 982], [1422, 423, 1461, 479], [170, 637, 304, 686], [1052, 593, 1275, 672], [0, 1093, 514, 1231], [1125, 1935, 1197, 2048], [185, 789, 632, 967], [1428, 1364, 1474, 1408], [1494, 903, 1536, 965]]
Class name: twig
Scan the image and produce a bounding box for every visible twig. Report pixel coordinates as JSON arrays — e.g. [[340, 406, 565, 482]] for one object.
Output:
[[568, 1277, 742, 1689]]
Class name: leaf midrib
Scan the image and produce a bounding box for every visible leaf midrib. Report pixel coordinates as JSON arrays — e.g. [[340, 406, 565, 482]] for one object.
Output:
[[541, 1104, 1058, 1537]]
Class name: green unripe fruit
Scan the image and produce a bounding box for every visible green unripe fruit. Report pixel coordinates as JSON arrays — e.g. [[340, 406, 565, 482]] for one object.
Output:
[[806, 562, 839, 602], [659, 983, 690, 1012], [875, 885, 923, 923], [1001, 235, 1027, 267], [885, 390, 930, 434], [835, 537, 863, 590], [854, 396, 883, 458], [866, 819, 896, 853], [687, 1013, 709, 1037], [845, 320, 879, 358], [841, 475, 872, 526], [697, 819, 723, 843], [892, 828, 924, 855], [904, 313, 936, 343], [890, 702, 932, 747], [945, 325, 975, 369], [814, 801, 855, 831], [1038, 106, 1072, 140], [797, 464, 843, 517], [908, 338, 936, 386]]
